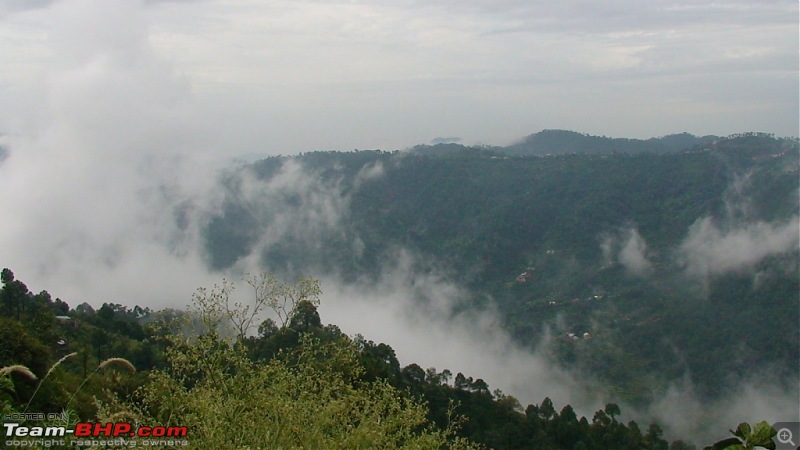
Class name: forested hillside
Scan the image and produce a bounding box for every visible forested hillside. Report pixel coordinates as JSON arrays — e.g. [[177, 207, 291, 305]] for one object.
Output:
[[204, 132, 799, 404]]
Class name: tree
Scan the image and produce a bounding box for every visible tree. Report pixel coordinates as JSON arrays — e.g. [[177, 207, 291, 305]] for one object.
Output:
[[402, 363, 426, 385], [257, 318, 278, 338], [472, 378, 490, 394], [539, 397, 556, 420], [455, 372, 468, 389], [97, 303, 115, 322], [356, 337, 400, 383], [0, 318, 50, 381], [99, 274, 475, 449], [605, 402, 621, 421], [191, 272, 323, 341], [644, 423, 669, 450], [75, 302, 95, 315], [1, 268, 28, 320], [288, 299, 322, 331], [593, 409, 611, 427], [53, 298, 69, 315]]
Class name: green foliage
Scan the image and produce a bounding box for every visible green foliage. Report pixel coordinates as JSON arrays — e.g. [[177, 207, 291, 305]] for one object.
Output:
[[703, 421, 777, 450], [0, 267, 158, 418], [0, 318, 51, 379], [99, 276, 474, 449], [0, 372, 17, 416]]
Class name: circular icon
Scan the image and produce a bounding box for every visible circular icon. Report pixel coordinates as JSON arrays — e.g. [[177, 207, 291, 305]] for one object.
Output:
[[777, 427, 795, 446]]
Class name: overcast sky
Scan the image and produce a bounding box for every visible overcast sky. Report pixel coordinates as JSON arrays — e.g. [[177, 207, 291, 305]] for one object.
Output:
[[1, 0, 797, 155]]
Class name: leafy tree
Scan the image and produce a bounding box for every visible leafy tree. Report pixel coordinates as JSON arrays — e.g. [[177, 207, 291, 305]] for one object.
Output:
[[539, 397, 556, 420], [643, 423, 670, 450], [1, 268, 26, 320], [402, 363, 426, 385], [0, 318, 50, 382], [289, 299, 322, 331], [605, 402, 621, 421]]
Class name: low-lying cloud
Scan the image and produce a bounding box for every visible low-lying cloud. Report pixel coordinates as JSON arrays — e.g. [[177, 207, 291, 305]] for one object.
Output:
[[601, 227, 652, 276], [318, 250, 603, 414], [678, 215, 800, 280], [215, 159, 353, 275], [642, 374, 799, 445]]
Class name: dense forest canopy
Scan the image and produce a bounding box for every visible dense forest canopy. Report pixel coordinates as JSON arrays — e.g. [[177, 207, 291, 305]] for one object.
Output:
[[205, 132, 799, 403]]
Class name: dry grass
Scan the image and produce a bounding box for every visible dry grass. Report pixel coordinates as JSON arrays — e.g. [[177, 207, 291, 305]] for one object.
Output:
[[22, 352, 79, 413], [0, 365, 37, 381], [43, 352, 78, 380], [66, 357, 137, 411], [98, 358, 136, 373]]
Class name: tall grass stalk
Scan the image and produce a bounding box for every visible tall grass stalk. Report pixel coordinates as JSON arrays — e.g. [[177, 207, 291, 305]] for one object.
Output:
[[66, 357, 136, 412], [0, 365, 37, 382], [22, 352, 78, 413]]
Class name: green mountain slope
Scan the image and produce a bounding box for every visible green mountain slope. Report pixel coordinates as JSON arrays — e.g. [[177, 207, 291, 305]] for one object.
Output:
[[202, 132, 799, 403]]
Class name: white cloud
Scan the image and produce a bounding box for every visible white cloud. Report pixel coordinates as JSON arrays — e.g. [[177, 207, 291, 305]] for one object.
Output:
[[678, 216, 800, 279], [353, 160, 384, 187], [618, 229, 652, 276], [0, 0, 222, 308], [601, 227, 652, 276], [220, 158, 351, 273], [318, 250, 602, 413], [642, 374, 798, 445]]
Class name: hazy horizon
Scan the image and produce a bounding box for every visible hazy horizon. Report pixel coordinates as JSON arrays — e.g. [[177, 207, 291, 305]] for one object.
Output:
[[1, 0, 797, 157]]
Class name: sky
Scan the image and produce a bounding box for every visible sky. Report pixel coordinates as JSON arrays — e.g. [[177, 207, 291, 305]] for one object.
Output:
[[0, 0, 797, 156]]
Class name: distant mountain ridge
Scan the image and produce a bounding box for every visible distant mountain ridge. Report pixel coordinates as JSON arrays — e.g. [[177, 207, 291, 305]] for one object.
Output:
[[408, 129, 721, 157], [504, 129, 720, 156]]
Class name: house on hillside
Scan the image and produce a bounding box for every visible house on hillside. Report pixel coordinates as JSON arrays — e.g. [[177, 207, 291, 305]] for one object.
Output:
[[515, 269, 536, 283]]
